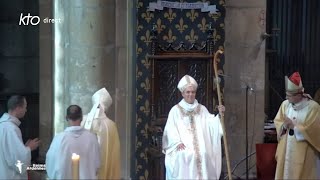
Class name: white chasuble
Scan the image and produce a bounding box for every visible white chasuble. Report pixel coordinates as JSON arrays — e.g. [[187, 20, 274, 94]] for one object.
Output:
[[162, 99, 223, 179], [46, 126, 100, 179]]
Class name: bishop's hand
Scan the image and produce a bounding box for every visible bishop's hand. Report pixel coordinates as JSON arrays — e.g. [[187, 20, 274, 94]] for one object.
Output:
[[217, 105, 225, 116], [283, 116, 295, 129], [177, 143, 186, 151]]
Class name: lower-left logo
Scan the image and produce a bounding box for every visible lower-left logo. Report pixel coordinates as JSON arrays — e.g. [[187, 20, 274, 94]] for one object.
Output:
[[15, 160, 24, 174]]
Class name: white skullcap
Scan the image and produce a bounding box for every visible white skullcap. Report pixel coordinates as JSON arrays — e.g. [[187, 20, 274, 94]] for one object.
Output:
[[177, 75, 198, 92]]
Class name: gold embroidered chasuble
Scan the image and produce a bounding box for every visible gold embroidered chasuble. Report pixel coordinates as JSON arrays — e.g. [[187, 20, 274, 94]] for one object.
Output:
[[81, 88, 121, 180], [274, 99, 320, 179], [162, 99, 223, 179], [177, 104, 203, 179]]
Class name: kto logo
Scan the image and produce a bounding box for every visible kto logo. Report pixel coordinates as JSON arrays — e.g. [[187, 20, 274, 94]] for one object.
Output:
[[19, 13, 40, 26]]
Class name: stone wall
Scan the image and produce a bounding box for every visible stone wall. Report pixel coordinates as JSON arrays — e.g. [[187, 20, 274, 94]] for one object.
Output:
[[224, 0, 266, 178], [53, 0, 116, 133], [53, 0, 134, 179], [0, 0, 39, 94], [38, 0, 53, 165]]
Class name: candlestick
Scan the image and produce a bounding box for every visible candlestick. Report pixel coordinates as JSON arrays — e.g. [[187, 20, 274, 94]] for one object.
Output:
[[71, 153, 80, 180]]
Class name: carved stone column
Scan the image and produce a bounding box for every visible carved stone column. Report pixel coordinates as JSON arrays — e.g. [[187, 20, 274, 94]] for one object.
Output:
[[54, 0, 116, 134], [115, 0, 134, 178], [224, 0, 266, 178], [39, 0, 53, 164]]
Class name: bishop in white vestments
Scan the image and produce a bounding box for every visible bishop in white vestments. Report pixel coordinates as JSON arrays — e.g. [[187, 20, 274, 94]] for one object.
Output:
[[46, 105, 100, 179], [162, 75, 224, 179]]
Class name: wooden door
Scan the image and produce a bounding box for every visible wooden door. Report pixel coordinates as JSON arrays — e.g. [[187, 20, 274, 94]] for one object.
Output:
[[153, 58, 213, 119]]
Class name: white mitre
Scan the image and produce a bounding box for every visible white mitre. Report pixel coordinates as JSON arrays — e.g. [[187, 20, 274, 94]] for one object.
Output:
[[177, 75, 198, 92], [84, 87, 112, 130], [285, 72, 304, 94]]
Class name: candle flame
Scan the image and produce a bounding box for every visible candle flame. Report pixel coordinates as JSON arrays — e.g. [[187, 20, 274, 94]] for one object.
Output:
[[72, 153, 80, 160]]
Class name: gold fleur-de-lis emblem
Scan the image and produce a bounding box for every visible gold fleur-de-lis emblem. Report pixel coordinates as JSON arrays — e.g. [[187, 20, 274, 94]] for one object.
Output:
[[185, 29, 198, 43], [136, 134, 142, 148], [136, 66, 142, 78], [136, 163, 142, 172], [186, 9, 199, 22], [141, 77, 150, 92], [197, 17, 208, 33], [213, 28, 221, 44], [156, 18, 166, 33], [140, 30, 151, 45], [142, 148, 149, 161], [140, 124, 149, 139], [138, 163, 149, 180], [145, 170, 149, 179], [140, 100, 150, 116], [141, 11, 154, 23], [136, 1, 143, 9], [141, 55, 151, 69], [163, 29, 177, 43], [209, 12, 222, 22], [136, 46, 142, 55], [136, 91, 142, 102], [175, 18, 188, 33], [164, 8, 176, 23], [221, 23, 225, 29]]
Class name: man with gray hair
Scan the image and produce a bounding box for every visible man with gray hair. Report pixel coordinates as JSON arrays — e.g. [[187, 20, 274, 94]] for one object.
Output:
[[162, 75, 225, 179]]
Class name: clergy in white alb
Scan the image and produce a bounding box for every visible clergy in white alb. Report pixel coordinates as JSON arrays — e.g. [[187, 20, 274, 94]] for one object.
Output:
[[46, 105, 100, 179], [162, 75, 224, 179], [81, 87, 121, 179], [0, 95, 40, 179]]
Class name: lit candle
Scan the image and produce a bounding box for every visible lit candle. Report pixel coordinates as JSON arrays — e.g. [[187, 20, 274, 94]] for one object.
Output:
[[71, 153, 80, 180]]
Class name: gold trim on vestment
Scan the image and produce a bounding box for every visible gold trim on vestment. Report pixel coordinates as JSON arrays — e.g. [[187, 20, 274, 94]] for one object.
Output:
[[177, 104, 203, 179]]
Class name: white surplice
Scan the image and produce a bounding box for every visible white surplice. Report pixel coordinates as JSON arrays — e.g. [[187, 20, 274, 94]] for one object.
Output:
[[162, 99, 223, 180], [46, 126, 100, 179], [0, 113, 31, 179]]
